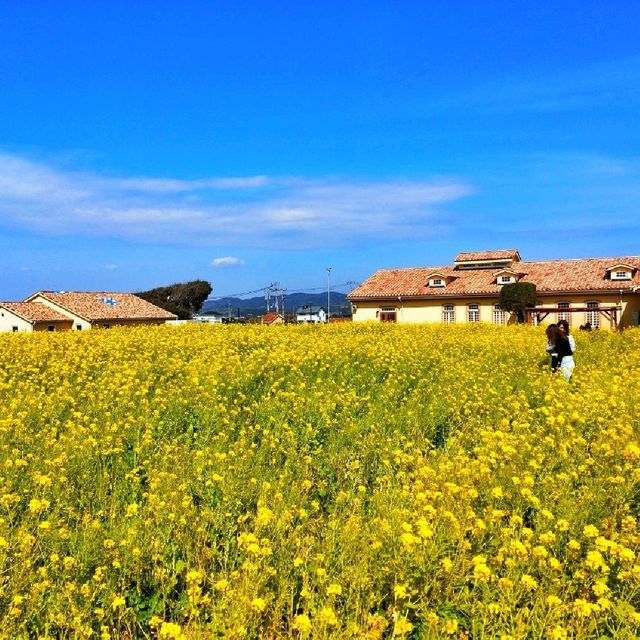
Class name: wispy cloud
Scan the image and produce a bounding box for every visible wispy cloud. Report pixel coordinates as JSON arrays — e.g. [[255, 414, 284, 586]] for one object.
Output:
[[103, 264, 118, 270], [458, 152, 640, 247], [0, 152, 473, 247], [114, 175, 269, 193], [211, 256, 244, 267], [435, 56, 640, 115]]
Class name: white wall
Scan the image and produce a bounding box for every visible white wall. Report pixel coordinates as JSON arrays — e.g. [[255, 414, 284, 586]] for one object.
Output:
[[0, 309, 32, 333]]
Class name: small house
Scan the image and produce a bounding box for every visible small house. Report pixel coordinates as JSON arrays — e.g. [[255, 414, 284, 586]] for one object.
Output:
[[21, 291, 176, 330], [262, 311, 285, 325], [296, 305, 327, 324], [192, 312, 224, 324]]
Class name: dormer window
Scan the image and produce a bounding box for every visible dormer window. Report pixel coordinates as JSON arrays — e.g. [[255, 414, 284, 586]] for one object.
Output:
[[427, 272, 448, 288], [606, 263, 636, 281], [494, 268, 521, 285]]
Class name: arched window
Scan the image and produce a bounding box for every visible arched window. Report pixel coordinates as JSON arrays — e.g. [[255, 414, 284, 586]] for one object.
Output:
[[493, 303, 506, 325], [442, 304, 455, 324], [586, 301, 600, 328], [467, 304, 480, 323], [557, 302, 571, 324]]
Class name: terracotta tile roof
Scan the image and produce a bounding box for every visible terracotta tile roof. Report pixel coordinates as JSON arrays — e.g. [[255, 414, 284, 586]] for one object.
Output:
[[455, 249, 520, 263], [26, 291, 177, 321], [349, 256, 640, 300], [262, 312, 283, 324], [0, 302, 72, 323]]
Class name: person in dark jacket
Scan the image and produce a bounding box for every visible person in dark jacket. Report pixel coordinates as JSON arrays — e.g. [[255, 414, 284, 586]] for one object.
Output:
[[545, 324, 574, 380]]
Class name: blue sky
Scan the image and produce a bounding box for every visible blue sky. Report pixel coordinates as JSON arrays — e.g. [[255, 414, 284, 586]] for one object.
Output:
[[1, 1, 640, 300]]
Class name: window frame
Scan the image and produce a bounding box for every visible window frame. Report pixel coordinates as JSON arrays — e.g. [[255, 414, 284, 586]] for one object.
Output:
[[586, 301, 600, 329], [557, 301, 571, 324], [379, 307, 397, 323], [442, 304, 455, 324], [467, 303, 480, 323], [493, 303, 506, 325]]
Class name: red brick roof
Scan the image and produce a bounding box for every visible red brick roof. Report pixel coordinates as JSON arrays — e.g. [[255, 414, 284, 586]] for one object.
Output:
[[25, 291, 177, 321], [349, 256, 640, 300], [0, 302, 73, 323], [455, 249, 520, 263]]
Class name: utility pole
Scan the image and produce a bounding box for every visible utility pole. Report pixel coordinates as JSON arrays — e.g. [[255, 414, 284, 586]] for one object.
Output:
[[273, 282, 280, 313], [326, 267, 332, 323], [265, 282, 279, 313], [346, 280, 358, 316]]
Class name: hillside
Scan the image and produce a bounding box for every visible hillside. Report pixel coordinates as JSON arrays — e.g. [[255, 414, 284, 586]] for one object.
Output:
[[202, 291, 351, 317]]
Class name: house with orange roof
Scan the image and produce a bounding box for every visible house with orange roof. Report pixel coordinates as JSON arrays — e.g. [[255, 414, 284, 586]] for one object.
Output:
[[348, 250, 640, 329], [5, 291, 178, 331], [0, 302, 74, 333], [261, 311, 285, 325]]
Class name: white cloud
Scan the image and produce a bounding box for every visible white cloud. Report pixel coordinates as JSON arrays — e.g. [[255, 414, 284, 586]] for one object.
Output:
[[0, 151, 473, 247], [103, 264, 118, 270], [113, 175, 269, 193], [211, 256, 245, 267]]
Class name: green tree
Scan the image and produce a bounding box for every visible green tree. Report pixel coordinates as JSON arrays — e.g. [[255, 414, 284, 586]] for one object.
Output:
[[136, 280, 212, 319], [499, 282, 537, 323]]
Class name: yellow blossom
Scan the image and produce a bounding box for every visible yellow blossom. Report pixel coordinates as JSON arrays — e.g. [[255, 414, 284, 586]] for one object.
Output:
[[293, 614, 312, 635]]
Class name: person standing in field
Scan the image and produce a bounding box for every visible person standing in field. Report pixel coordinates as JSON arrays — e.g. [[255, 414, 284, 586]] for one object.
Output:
[[556, 319, 575, 381], [557, 320, 575, 352], [545, 323, 574, 381]]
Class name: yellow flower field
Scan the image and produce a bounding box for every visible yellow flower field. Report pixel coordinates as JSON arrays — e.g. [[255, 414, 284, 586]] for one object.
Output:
[[0, 323, 639, 639]]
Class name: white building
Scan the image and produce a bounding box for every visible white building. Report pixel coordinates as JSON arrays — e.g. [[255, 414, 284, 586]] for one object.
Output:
[[192, 312, 224, 324], [296, 305, 327, 323]]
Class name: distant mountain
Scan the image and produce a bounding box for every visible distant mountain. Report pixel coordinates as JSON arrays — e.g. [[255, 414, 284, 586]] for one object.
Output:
[[202, 292, 351, 317]]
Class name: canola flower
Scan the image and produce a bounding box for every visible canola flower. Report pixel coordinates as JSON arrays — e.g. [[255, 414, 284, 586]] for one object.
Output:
[[0, 323, 638, 638]]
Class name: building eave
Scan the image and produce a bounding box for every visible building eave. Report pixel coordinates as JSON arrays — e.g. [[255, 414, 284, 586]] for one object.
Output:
[[349, 286, 639, 302]]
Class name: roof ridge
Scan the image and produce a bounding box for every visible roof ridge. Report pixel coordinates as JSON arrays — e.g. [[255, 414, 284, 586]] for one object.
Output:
[[521, 256, 640, 264], [40, 290, 131, 294], [368, 255, 640, 272]]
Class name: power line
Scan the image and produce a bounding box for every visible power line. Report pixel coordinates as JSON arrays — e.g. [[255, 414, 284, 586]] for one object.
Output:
[[208, 281, 358, 300]]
